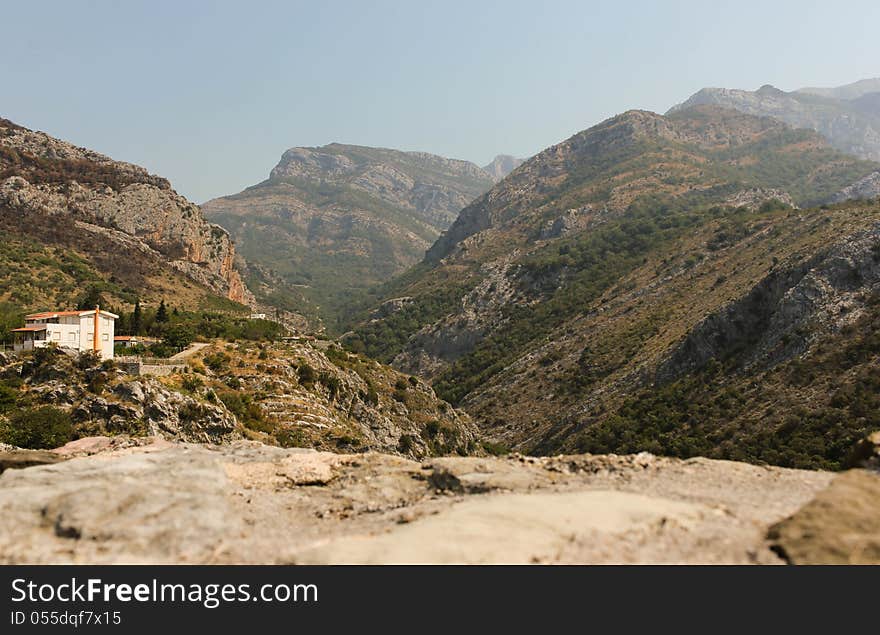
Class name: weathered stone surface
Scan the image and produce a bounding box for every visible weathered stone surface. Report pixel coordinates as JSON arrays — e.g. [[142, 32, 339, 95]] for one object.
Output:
[[767, 470, 880, 564], [0, 441, 834, 564], [724, 188, 796, 210], [831, 171, 880, 204], [1, 350, 239, 444]]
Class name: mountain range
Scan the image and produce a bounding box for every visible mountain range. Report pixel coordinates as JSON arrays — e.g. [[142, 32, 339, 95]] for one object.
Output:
[[670, 78, 880, 162], [4, 78, 880, 473], [346, 104, 880, 469], [202, 144, 503, 329]]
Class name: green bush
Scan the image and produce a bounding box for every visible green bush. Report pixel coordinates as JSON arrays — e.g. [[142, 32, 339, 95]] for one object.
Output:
[[297, 362, 317, 387], [0, 382, 18, 413], [203, 352, 230, 373], [481, 440, 510, 456], [0, 406, 73, 449], [217, 389, 265, 428]]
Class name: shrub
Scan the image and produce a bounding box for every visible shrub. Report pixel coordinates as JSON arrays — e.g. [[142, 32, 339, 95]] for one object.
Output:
[[297, 362, 317, 387], [275, 428, 308, 448], [319, 372, 342, 400], [216, 389, 264, 428], [398, 434, 416, 454], [203, 352, 230, 373], [0, 406, 73, 449], [0, 382, 18, 413], [181, 375, 203, 392], [87, 372, 107, 394], [481, 440, 510, 456], [360, 380, 379, 406]]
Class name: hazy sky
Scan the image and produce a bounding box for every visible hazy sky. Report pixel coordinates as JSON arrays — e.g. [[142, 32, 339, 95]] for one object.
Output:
[[2, 0, 879, 202]]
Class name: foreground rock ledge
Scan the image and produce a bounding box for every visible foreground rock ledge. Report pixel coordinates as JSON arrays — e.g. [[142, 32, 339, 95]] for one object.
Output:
[[0, 439, 853, 564]]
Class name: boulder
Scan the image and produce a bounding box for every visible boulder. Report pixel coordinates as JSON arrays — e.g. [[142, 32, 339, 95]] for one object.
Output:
[[767, 470, 880, 564]]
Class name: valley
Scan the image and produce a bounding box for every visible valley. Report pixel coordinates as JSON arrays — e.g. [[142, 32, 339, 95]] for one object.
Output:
[[2, 77, 880, 565], [202, 144, 498, 329]]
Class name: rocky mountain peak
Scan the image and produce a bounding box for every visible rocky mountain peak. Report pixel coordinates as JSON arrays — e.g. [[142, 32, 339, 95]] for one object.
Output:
[[482, 155, 525, 181], [203, 143, 495, 327], [670, 78, 880, 162]]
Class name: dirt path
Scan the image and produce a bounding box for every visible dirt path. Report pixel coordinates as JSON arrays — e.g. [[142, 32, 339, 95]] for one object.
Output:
[[167, 342, 210, 361]]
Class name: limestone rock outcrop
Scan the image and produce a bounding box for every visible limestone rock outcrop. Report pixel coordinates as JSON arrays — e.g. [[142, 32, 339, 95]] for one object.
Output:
[[0, 118, 251, 304]]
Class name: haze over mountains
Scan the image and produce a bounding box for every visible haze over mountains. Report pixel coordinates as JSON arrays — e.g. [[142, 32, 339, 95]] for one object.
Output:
[[482, 154, 525, 181], [3, 75, 880, 565], [203, 144, 505, 328], [670, 78, 880, 162], [4, 77, 880, 476]]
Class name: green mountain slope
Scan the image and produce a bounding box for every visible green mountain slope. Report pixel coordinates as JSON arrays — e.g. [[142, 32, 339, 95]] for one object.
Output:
[[346, 106, 880, 468], [203, 143, 494, 330]]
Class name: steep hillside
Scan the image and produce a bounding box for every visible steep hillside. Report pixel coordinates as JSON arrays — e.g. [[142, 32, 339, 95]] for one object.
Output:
[[346, 106, 880, 469], [0, 117, 252, 312], [0, 338, 478, 459], [669, 79, 880, 163], [203, 144, 494, 330]]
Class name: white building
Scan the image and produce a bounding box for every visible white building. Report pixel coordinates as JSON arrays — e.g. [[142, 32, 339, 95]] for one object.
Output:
[[11, 307, 118, 360]]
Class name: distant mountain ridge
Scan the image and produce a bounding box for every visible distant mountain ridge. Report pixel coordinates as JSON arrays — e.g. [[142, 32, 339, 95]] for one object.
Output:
[[482, 154, 525, 181], [796, 77, 880, 100], [203, 143, 496, 329], [669, 78, 880, 162]]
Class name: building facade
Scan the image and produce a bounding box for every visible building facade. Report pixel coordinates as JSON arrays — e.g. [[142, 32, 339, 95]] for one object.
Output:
[[11, 308, 118, 360]]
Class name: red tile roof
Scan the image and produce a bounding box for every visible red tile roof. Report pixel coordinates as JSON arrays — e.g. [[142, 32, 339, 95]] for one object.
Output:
[[11, 325, 47, 332], [25, 310, 119, 320]]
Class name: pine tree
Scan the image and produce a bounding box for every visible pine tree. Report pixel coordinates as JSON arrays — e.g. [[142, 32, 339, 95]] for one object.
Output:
[[76, 286, 104, 311], [132, 299, 143, 335], [156, 299, 168, 323]]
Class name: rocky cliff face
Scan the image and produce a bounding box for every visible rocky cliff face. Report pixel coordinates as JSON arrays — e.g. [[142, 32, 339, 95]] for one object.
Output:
[[669, 80, 880, 162], [202, 143, 494, 329], [267, 144, 491, 227], [0, 118, 251, 305]]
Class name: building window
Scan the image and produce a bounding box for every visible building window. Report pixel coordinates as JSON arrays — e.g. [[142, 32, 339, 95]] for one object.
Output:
[[102, 333, 109, 341], [68, 332, 77, 341]]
